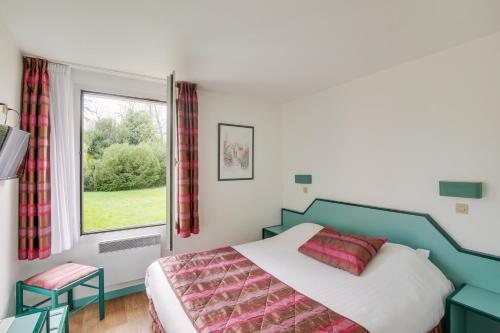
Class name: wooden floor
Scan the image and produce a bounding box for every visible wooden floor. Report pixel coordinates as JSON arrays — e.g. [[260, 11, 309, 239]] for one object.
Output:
[[69, 292, 153, 333]]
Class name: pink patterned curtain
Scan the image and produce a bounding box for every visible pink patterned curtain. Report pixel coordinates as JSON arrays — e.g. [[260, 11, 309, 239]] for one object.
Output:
[[19, 57, 51, 260], [176, 81, 199, 238]]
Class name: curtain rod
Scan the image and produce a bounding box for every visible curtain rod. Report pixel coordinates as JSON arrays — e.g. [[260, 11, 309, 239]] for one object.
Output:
[[23, 53, 168, 84]]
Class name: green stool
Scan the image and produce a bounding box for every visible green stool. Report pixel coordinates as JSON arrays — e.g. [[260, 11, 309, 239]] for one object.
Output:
[[16, 263, 105, 320]]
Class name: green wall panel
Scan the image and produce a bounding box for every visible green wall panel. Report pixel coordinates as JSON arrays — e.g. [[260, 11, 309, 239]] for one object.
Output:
[[294, 175, 312, 184], [439, 181, 482, 199]]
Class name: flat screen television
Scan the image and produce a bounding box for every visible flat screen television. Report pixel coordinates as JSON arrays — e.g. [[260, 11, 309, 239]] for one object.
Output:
[[0, 124, 30, 180]]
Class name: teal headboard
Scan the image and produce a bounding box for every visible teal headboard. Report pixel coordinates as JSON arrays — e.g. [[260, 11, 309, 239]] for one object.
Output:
[[281, 198, 500, 293]]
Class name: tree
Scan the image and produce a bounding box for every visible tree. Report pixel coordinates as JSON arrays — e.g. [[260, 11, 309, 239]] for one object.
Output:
[[122, 110, 157, 145], [146, 104, 167, 142], [85, 118, 126, 159]]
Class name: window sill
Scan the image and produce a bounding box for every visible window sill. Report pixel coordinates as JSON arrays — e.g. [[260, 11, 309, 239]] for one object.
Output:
[[80, 223, 167, 236]]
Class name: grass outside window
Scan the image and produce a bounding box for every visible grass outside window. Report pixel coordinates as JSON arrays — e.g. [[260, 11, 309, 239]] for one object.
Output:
[[83, 187, 168, 233]]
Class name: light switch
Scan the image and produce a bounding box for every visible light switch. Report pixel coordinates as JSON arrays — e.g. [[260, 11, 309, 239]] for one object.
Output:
[[456, 203, 469, 214], [303, 186, 308, 194]]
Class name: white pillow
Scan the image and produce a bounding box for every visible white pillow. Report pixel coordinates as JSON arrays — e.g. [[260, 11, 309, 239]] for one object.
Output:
[[416, 248, 431, 259]]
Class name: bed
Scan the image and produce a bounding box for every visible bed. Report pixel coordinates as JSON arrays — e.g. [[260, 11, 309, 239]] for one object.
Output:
[[146, 223, 453, 333]]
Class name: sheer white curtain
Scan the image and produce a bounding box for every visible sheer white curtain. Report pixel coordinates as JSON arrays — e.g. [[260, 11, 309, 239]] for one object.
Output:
[[49, 62, 79, 254]]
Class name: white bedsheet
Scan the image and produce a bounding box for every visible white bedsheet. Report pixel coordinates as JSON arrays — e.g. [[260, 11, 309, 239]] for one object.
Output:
[[145, 223, 453, 333]]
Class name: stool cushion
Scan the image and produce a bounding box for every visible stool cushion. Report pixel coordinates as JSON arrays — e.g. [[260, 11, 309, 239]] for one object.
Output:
[[24, 263, 98, 290]]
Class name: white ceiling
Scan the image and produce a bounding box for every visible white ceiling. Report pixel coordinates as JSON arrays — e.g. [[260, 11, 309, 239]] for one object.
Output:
[[2, 0, 500, 103]]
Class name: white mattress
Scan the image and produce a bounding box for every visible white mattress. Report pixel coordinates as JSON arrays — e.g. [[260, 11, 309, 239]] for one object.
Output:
[[145, 223, 453, 333]]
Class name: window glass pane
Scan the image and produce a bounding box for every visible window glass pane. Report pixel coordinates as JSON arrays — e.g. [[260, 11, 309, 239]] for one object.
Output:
[[82, 92, 168, 233]]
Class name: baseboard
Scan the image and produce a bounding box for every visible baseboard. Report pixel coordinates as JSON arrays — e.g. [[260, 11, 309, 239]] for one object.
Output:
[[73, 283, 146, 308]]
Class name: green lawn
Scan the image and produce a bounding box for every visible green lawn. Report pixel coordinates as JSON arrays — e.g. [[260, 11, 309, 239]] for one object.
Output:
[[83, 187, 168, 233]]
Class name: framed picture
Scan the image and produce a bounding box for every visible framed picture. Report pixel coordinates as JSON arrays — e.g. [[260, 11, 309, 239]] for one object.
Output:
[[218, 123, 254, 181]]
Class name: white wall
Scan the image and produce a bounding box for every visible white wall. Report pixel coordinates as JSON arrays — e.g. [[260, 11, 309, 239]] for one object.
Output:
[[281, 31, 500, 257], [0, 20, 22, 318], [174, 90, 282, 254]]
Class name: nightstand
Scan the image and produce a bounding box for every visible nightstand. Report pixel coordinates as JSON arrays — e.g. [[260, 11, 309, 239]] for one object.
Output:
[[262, 225, 289, 239], [48, 306, 69, 333], [1, 306, 69, 333], [0, 310, 47, 333], [446, 284, 500, 333]]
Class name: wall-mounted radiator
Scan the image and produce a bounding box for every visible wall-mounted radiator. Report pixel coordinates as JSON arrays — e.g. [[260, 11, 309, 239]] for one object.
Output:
[[99, 234, 161, 254], [98, 234, 162, 285]]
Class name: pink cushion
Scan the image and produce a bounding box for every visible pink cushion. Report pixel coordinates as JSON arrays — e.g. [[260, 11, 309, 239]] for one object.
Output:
[[24, 263, 98, 290], [298, 226, 387, 276]]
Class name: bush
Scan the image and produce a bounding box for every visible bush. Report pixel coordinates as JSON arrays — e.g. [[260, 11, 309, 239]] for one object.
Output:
[[93, 143, 162, 191], [83, 154, 97, 191], [149, 141, 167, 187]]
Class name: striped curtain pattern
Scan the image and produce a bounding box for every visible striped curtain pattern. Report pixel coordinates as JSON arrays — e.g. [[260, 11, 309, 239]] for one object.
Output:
[[176, 81, 199, 238], [19, 57, 52, 260]]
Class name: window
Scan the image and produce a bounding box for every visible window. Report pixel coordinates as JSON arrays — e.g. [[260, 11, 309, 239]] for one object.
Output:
[[81, 91, 170, 234]]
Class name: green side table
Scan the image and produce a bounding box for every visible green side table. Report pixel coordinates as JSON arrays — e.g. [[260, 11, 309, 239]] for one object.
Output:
[[2, 306, 69, 333], [47, 306, 69, 333], [262, 225, 289, 239], [446, 284, 500, 333], [1, 310, 47, 333]]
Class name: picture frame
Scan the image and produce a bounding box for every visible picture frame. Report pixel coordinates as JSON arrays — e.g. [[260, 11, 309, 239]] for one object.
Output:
[[218, 123, 254, 181]]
